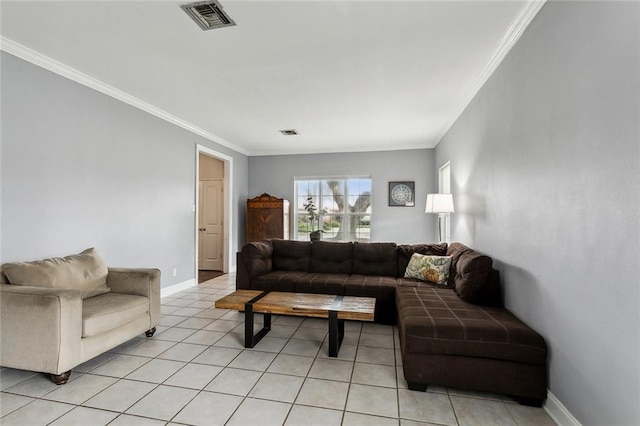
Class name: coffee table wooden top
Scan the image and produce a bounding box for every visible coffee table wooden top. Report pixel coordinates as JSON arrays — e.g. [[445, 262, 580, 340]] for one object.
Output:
[[215, 290, 375, 322]]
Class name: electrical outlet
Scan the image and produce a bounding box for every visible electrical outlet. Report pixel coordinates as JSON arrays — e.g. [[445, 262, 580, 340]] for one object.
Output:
[[172, 268, 177, 277]]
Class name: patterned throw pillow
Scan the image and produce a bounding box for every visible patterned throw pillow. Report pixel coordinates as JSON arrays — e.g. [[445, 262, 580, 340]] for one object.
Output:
[[404, 253, 452, 285]]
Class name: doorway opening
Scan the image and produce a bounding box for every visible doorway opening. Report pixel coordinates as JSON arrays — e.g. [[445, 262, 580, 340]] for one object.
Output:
[[198, 270, 224, 283], [195, 145, 233, 283]]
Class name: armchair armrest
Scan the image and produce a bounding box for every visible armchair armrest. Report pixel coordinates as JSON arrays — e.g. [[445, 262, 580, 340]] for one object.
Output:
[[0, 284, 82, 374], [106, 268, 160, 327]]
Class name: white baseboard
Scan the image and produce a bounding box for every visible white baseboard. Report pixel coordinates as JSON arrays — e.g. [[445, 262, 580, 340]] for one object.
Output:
[[545, 390, 581, 426], [161, 279, 196, 298]]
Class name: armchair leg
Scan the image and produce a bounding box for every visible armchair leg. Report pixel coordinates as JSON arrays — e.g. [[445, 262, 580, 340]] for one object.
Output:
[[145, 327, 157, 337], [50, 370, 71, 385]]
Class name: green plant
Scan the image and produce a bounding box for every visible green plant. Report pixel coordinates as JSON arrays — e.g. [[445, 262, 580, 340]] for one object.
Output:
[[302, 197, 326, 233]]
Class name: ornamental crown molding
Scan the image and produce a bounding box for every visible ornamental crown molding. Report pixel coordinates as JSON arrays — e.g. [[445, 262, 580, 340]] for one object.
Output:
[[433, 0, 547, 146], [0, 36, 250, 157]]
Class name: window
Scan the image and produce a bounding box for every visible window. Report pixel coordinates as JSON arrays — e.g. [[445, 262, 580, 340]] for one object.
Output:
[[438, 162, 452, 243], [295, 177, 372, 242]]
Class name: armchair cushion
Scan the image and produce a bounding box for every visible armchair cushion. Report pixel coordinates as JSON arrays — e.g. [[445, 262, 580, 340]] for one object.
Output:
[[82, 293, 149, 337], [2, 248, 110, 299]]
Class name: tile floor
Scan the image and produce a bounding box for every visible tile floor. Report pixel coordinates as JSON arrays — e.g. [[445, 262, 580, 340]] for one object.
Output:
[[0, 274, 557, 426]]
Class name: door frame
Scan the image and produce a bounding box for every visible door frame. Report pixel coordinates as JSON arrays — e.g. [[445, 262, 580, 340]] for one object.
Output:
[[195, 145, 233, 276], [438, 161, 451, 243]]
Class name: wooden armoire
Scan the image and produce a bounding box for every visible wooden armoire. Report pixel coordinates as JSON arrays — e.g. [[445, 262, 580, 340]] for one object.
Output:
[[246, 193, 290, 242]]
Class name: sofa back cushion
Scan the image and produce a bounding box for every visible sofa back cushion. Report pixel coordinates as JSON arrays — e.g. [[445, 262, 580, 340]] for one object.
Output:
[[310, 241, 353, 274], [271, 239, 311, 272], [447, 242, 493, 303], [352, 242, 398, 276], [1, 248, 110, 299], [397, 243, 447, 278]]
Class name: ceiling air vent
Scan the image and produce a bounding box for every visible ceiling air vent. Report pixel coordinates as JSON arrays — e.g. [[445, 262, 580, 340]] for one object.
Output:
[[181, 1, 236, 31], [280, 129, 299, 136]]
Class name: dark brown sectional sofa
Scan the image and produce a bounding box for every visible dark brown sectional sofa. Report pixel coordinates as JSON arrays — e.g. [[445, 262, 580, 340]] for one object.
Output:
[[236, 239, 547, 405]]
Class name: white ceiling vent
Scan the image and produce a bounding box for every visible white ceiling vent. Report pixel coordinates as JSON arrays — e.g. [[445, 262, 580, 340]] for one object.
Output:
[[280, 129, 299, 136], [181, 1, 236, 31]]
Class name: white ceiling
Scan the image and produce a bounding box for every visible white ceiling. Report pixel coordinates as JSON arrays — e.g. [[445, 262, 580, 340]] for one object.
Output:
[[0, 1, 543, 156]]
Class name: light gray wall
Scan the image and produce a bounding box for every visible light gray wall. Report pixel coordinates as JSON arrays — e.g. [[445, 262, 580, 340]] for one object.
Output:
[[435, 2, 639, 424], [249, 149, 437, 244], [1, 52, 249, 287]]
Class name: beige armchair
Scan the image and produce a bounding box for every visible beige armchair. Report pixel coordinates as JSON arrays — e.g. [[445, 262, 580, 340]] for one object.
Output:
[[0, 249, 160, 384]]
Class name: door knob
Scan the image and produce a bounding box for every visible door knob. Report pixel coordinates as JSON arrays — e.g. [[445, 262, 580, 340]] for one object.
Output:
[[199, 228, 205, 231]]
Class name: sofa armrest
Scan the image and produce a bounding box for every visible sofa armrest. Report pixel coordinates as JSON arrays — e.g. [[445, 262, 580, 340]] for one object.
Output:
[[236, 241, 273, 290], [106, 268, 160, 327], [0, 284, 82, 374], [236, 251, 250, 290]]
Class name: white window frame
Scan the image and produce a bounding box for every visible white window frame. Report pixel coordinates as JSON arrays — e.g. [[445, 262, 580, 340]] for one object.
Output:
[[438, 161, 452, 243], [294, 176, 373, 242]]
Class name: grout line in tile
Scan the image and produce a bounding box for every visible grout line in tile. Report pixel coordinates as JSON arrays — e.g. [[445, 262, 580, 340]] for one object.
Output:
[[2, 277, 552, 426]]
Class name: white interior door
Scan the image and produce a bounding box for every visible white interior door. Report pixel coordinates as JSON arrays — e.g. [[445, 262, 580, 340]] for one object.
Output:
[[199, 179, 223, 271]]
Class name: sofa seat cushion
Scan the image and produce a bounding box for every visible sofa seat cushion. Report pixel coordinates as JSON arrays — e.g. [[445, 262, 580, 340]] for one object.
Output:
[[295, 273, 348, 295], [82, 293, 149, 337], [345, 275, 398, 324], [252, 271, 309, 292], [344, 275, 397, 298], [396, 286, 546, 365]]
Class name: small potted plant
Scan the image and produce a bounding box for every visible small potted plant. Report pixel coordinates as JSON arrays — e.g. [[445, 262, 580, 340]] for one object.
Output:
[[303, 196, 325, 241]]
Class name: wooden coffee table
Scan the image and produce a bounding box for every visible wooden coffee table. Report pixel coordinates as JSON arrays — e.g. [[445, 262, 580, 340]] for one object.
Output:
[[215, 290, 376, 357]]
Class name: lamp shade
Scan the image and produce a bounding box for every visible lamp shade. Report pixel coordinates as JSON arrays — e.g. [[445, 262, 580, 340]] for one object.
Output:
[[425, 193, 454, 213]]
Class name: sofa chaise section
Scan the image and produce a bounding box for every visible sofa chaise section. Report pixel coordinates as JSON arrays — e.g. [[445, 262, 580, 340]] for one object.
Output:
[[395, 243, 548, 405], [396, 285, 547, 404]]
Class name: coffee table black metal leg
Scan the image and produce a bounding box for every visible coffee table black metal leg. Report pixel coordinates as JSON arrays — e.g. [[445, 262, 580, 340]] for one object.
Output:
[[328, 310, 345, 357], [244, 302, 271, 348]]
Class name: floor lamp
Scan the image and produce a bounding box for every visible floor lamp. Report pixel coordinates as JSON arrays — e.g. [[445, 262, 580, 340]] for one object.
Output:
[[425, 193, 454, 242]]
